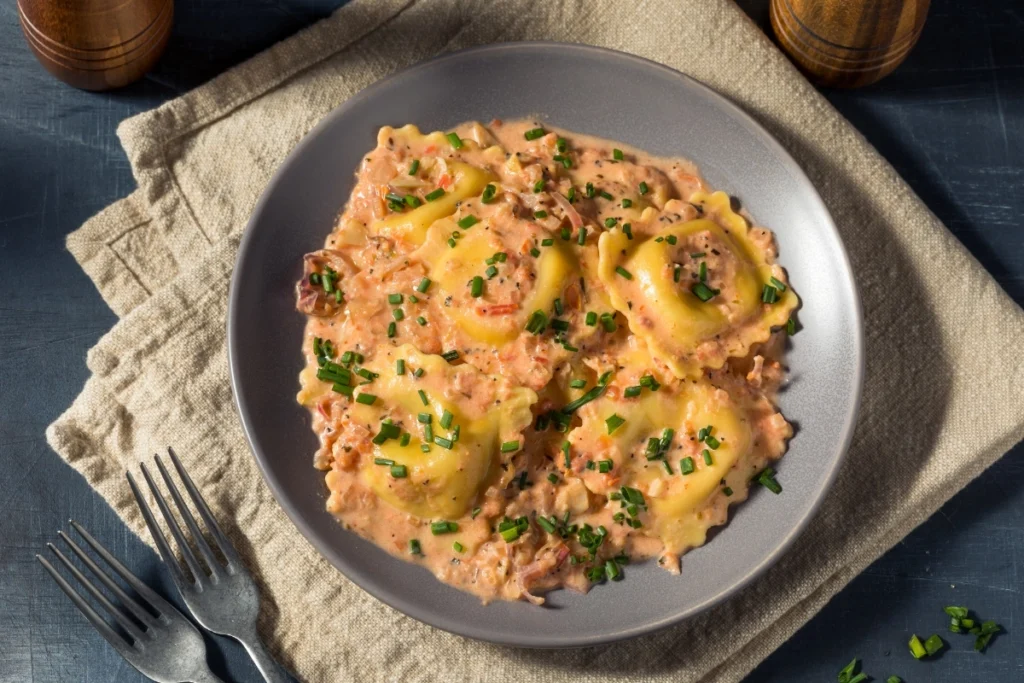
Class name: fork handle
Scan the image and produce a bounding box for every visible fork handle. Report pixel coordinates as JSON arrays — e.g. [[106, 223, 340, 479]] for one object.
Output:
[[236, 629, 291, 683]]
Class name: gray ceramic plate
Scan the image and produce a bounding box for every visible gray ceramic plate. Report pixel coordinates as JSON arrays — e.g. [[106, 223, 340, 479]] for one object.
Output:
[[229, 43, 863, 648]]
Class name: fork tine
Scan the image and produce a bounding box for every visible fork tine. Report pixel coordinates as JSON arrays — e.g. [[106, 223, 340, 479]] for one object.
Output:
[[126, 472, 190, 587], [36, 553, 133, 654], [138, 461, 207, 583], [68, 520, 179, 616], [57, 531, 159, 628], [153, 454, 222, 576], [45, 542, 148, 643], [166, 447, 241, 566]]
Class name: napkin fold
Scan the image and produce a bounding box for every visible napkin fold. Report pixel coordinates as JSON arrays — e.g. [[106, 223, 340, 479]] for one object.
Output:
[[47, 0, 1024, 681]]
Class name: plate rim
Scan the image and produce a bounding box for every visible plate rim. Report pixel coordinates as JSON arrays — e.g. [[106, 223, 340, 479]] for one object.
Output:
[[228, 40, 865, 648]]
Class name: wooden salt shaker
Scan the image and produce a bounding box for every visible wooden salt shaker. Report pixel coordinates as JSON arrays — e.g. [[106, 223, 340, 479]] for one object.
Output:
[[18, 0, 173, 91], [770, 0, 930, 88]]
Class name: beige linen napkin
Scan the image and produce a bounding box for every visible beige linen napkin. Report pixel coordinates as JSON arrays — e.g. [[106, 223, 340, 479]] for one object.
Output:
[[47, 0, 1024, 681]]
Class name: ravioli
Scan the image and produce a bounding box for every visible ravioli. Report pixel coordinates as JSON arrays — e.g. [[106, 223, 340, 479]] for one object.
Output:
[[346, 345, 536, 519], [297, 120, 797, 604], [597, 190, 797, 378]]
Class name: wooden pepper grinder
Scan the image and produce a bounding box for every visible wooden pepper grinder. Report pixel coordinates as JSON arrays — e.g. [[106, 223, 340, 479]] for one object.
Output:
[[770, 0, 930, 88], [18, 0, 173, 91]]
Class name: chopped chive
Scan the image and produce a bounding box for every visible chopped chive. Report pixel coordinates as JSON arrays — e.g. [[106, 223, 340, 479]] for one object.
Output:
[[550, 318, 570, 332], [924, 634, 944, 656], [599, 190, 613, 201], [417, 316, 428, 326], [699, 261, 707, 282], [470, 276, 484, 298], [457, 215, 479, 230], [623, 385, 642, 398], [553, 154, 572, 168], [373, 457, 394, 466], [416, 277, 431, 293], [536, 515, 557, 533], [418, 389, 428, 406], [770, 276, 787, 292], [409, 539, 422, 555], [659, 428, 674, 450], [533, 179, 544, 193], [613, 148, 624, 161], [333, 383, 353, 396], [434, 436, 454, 449], [756, 467, 782, 494], [541, 238, 554, 247], [723, 486, 733, 496], [452, 425, 461, 443], [424, 423, 433, 442], [674, 264, 682, 282], [705, 435, 720, 449], [561, 226, 571, 240], [404, 195, 422, 208], [680, 457, 695, 475], [691, 282, 719, 302], [500, 440, 520, 453], [420, 443, 430, 452], [786, 318, 796, 335], [623, 223, 633, 239], [388, 293, 403, 305], [530, 247, 540, 257], [396, 359, 405, 375], [500, 526, 520, 542], [598, 460, 613, 473], [908, 635, 927, 659], [577, 226, 587, 245], [666, 235, 677, 245], [703, 449, 713, 465], [453, 541, 464, 553], [494, 252, 507, 263], [309, 273, 321, 286], [562, 441, 571, 468], [471, 506, 482, 519], [390, 464, 407, 478], [431, 521, 458, 535], [655, 237, 664, 243], [546, 473, 559, 484], [604, 217, 617, 228], [556, 137, 568, 153], [387, 321, 396, 338], [417, 413, 432, 424], [566, 186, 577, 203], [524, 127, 546, 141], [446, 132, 463, 149], [399, 432, 410, 447], [425, 188, 445, 201], [355, 367, 378, 381], [440, 410, 453, 429], [605, 414, 625, 434], [569, 379, 586, 389], [585, 182, 595, 198], [481, 183, 497, 203], [561, 383, 608, 413], [408, 159, 419, 175], [553, 297, 563, 316], [761, 284, 778, 304], [639, 181, 649, 195], [599, 312, 617, 333], [392, 308, 405, 321], [690, 251, 706, 258], [585, 311, 597, 326], [614, 266, 632, 280], [534, 210, 548, 219], [413, 367, 424, 378], [441, 350, 460, 362], [525, 310, 548, 335], [355, 392, 377, 405], [622, 199, 633, 208], [485, 265, 498, 279], [697, 426, 708, 441], [447, 237, 457, 248]]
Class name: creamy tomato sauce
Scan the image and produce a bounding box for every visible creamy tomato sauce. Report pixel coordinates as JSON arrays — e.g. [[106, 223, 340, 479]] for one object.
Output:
[[296, 120, 797, 604]]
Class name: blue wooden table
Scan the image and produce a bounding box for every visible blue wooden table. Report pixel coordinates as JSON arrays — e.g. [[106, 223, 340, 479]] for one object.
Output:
[[0, 0, 1020, 681]]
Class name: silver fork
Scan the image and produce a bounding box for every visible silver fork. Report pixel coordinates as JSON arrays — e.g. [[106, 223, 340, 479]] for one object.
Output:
[[127, 447, 289, 683], [37, 520, 224, 683]]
